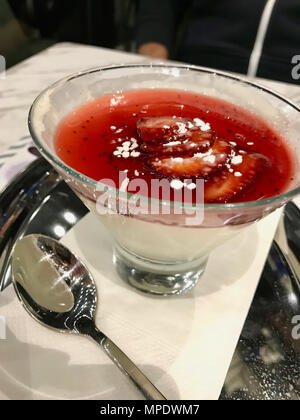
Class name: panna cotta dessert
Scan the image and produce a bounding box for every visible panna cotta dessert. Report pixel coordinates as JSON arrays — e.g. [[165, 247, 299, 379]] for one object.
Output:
[[29, 65, 300, 294], [55, 89, 294, 203], [54, 89, 294, 257]]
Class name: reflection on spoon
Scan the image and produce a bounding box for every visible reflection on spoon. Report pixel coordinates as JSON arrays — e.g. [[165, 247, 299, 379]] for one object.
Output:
[[13, 236, 74, 313], [12, 234, 165, 401]]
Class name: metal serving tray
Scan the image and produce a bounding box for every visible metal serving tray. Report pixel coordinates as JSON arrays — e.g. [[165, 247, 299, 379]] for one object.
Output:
[[0, 158, 299, 400]]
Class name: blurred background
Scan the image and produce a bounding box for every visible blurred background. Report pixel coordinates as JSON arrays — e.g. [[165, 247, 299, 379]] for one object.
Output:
[[0, 0, 299, 84], [0, 0, 137, 68]]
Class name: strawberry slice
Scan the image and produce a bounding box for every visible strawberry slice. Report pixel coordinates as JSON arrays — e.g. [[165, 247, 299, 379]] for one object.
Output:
[[204, 153, 269, 202], [150, 139, 231, 178], [142, 132, 214, 155], [137, 117, 192, 143], [137, 116, 215, 154]]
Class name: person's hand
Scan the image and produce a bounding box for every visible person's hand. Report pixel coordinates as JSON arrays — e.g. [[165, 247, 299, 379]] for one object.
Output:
[[137, 42, 168, 59]]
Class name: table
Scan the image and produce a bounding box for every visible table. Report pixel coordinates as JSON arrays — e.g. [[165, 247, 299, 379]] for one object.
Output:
[[0, 43, 299, 400], [1, 43, 300, 207], [1, 42, 300, 153]]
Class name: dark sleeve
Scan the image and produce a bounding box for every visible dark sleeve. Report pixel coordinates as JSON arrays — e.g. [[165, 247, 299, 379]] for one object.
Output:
[[136, 0, 182, 51]]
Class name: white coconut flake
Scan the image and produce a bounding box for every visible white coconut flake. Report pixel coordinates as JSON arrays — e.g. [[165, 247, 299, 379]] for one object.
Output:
[[122, 141, 131, 151], [130, 137, 138, 147], [113, 137, 140, 158], [200, 123, 211, 132], [194, 148, 213, 159], [110, 126, 117, 131], [176, 122, 187, 134], [234, 172, 243, 177], [163, 140, 181, 147], [110, 95, 123, 106], [193, 118, 204, 127], [131, 151, 140, 157], [116, 128, 123, 133], [193, 118, 211, 132], [203, 155, 216, 164], [130, 142, 138, 150], [229, 141, 237, 146], [232, 155, 243, 165], [134, 170, 140, 176], [247, 142, 254, 146], [171, 157, 184, 163], [163, 125, 170, 129], [170, 179, 184, 190]]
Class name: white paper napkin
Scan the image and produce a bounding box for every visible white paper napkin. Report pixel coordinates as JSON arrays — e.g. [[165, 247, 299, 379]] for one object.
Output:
[[0, 201, 281, 400]]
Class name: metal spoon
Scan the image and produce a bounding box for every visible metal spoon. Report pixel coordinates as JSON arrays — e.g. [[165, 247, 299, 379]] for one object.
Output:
[[11, 234, 166, 401]]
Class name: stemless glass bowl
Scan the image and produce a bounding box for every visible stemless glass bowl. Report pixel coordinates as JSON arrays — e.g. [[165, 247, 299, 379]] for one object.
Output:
[[28, 64, 300, 295]]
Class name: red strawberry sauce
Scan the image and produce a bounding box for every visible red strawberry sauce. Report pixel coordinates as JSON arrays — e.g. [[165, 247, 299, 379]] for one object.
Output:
[[55, 89, 295, 203]]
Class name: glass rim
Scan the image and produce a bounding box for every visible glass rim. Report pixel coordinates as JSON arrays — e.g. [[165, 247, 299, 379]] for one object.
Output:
[[28, 63, 300, 211]]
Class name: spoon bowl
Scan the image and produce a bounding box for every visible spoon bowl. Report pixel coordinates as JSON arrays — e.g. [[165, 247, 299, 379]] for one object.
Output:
[[13, 235, 97, 332], [12, 234, 165, 400]]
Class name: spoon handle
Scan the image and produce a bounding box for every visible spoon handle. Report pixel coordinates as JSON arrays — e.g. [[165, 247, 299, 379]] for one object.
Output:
[[89, 326, 166, 400]]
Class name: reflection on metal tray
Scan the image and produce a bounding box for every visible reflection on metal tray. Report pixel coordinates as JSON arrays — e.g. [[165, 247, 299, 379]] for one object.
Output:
[[0, 159, 299, 400], [220, 237, 300, 400], [0, 158, 88, 291]]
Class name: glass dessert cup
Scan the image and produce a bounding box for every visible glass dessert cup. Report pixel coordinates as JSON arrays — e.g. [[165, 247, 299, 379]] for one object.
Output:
[[28, 64, 300, 296]]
